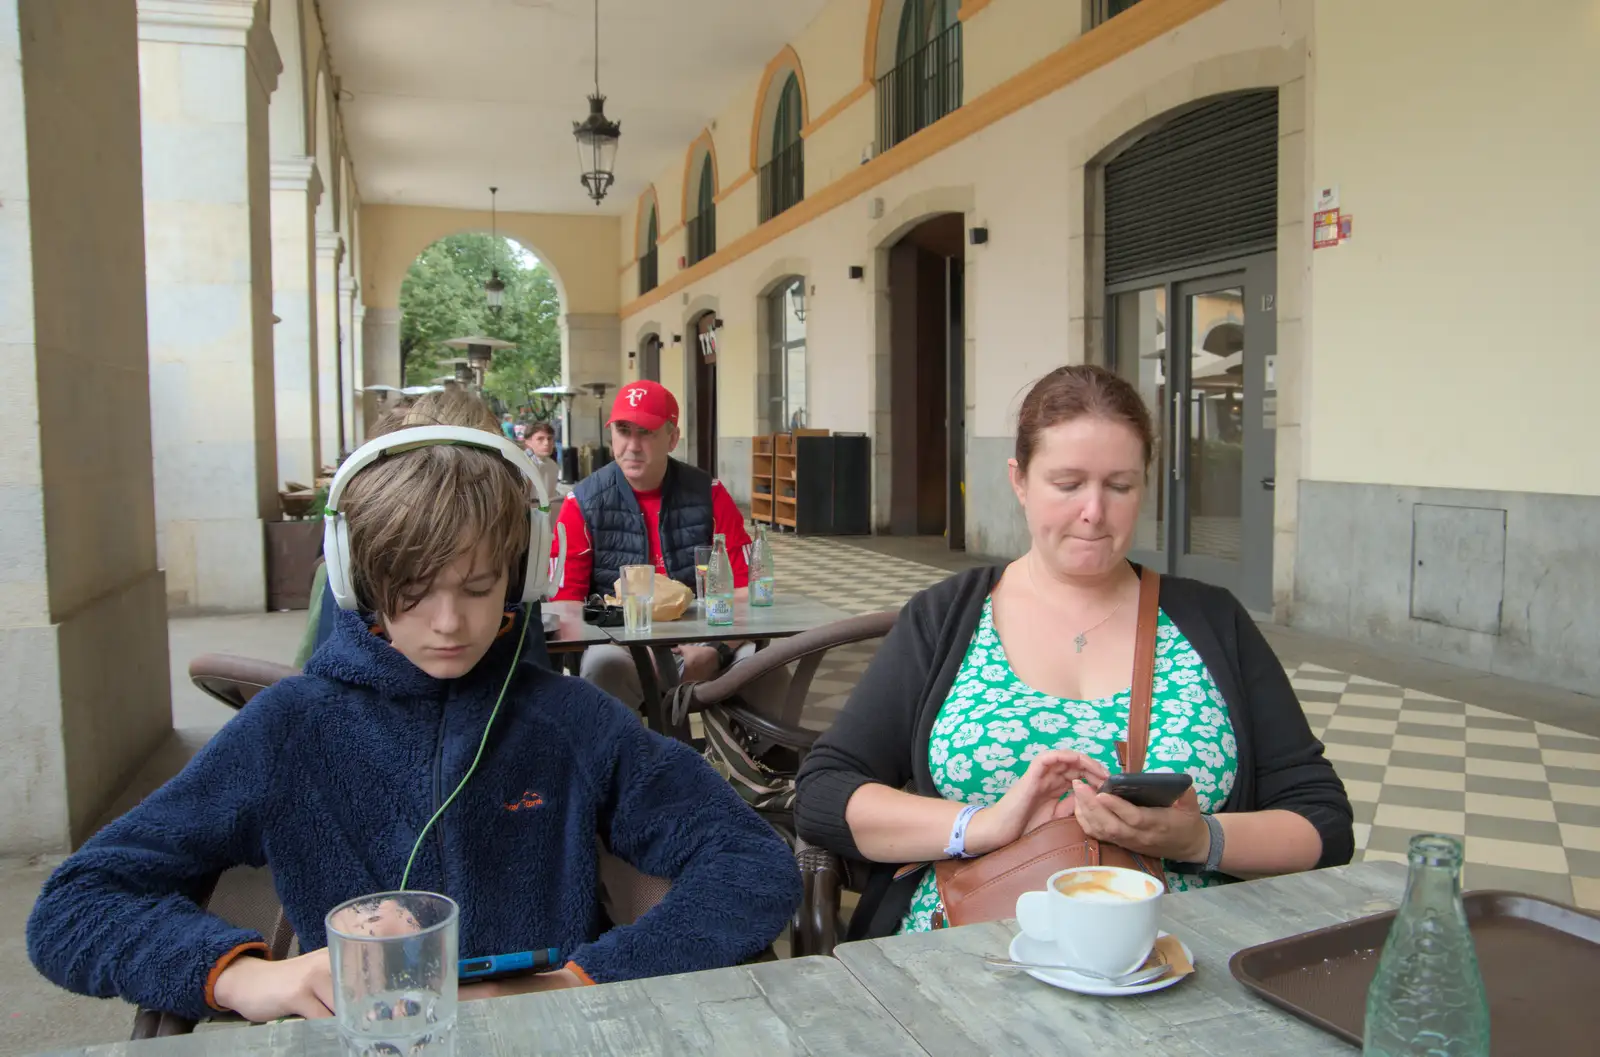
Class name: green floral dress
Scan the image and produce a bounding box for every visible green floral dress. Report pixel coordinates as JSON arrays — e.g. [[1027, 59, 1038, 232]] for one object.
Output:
[[900, 597, 1239, 933]]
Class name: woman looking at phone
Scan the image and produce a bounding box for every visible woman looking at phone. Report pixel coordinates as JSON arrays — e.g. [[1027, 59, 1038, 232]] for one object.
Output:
[[794, 366, 1353, 936]]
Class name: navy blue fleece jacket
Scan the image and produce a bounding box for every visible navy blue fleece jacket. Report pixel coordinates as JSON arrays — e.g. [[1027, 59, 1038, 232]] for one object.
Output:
[[27, 607, 800, 1021]]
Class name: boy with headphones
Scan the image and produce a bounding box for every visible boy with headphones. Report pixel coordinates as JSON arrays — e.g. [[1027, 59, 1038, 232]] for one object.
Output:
[[27, 392, 801, 1023]]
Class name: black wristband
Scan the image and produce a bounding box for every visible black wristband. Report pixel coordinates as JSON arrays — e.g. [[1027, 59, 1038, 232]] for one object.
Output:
[[712, 642, 737, 669]]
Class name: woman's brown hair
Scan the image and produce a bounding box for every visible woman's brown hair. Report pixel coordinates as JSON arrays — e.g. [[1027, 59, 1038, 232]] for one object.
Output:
[[342, 390, 531, 616], [1014, 364, 1155, 473]]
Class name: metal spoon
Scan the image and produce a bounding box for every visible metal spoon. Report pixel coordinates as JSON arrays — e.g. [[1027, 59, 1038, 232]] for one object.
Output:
[[983, 957, 1171, 987]]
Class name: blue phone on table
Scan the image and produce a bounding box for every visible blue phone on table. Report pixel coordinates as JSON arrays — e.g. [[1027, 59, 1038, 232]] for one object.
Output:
[[459, 947, 561, 981]]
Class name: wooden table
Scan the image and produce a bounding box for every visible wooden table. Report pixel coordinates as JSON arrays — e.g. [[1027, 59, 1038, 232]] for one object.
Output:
[[833, 862, 1407, 1057], [601, 595, 855, 737], [41, 956, 934, 1057]]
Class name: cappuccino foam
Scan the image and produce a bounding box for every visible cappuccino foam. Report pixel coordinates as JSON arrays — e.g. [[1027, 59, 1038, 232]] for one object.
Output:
[[1052, 869, 1156, 902]]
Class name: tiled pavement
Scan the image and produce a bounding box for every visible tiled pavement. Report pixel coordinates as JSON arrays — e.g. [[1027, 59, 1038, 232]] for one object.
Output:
[[765, 531, 1600, 909]]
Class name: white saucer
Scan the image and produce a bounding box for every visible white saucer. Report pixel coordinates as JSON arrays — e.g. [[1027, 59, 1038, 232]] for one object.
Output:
[[1008, 931, 1192, 997], [541, 611, 561, 635]]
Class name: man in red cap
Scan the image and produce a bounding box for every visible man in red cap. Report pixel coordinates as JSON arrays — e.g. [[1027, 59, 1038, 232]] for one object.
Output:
[[553, 381, 765, 702]]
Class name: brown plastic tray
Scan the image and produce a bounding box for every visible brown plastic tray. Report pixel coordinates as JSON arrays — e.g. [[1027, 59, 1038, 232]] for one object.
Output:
[[1229, 890, 1600, 1054]]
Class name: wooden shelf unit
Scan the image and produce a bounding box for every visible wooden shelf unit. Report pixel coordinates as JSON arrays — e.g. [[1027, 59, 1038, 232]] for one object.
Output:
[[750, 434, 775, 524], [771, 429, 828, 529]]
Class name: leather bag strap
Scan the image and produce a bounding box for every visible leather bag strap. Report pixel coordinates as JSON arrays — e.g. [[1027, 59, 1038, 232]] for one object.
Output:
[[1124, 566, 1162, 773]]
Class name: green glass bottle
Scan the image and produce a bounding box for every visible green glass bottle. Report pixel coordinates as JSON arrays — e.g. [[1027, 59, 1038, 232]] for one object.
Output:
[[1362, 834, 1489, 1057]]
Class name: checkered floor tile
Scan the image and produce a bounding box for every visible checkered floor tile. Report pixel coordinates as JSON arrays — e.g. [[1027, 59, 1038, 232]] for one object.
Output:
[[765, 532, 1600, 908]]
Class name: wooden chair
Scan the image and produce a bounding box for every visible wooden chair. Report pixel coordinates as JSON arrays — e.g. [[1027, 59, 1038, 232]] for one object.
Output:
[[659, 611, 898, 952]]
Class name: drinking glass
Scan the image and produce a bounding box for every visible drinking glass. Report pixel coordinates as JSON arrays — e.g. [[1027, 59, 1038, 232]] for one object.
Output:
[[619, 564, 655, 636], [326, 891, 459, 1057], [693, 546, 713, 605]]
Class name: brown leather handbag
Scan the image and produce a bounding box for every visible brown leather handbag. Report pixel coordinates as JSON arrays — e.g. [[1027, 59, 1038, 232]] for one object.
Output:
[[931, 566, 1167, 928]]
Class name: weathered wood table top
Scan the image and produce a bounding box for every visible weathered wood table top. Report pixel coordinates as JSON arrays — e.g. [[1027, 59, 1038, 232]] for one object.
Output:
[[833, 861, 1407, 1057], [39, 956, 933, 1056]]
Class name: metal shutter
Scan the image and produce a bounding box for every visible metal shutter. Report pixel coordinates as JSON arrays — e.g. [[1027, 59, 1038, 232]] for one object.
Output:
[[1104, 91, 1278, 286]]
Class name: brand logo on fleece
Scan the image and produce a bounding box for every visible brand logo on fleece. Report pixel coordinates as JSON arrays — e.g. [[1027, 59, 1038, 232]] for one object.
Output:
[[502, 790, 546, 812]]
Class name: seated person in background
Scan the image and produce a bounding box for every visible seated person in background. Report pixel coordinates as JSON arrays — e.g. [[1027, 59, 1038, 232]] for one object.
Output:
[[521, 419, 560, 510], [795, 364, 1352, 938], [28, 391, 800, 1022], [552, 381, 787, 713]]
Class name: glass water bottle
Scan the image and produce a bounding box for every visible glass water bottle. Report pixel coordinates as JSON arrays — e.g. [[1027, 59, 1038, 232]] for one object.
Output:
[[1362, 834, 1489, 1057], [705, 534, 735, 627], [748, 521, 775, 606]]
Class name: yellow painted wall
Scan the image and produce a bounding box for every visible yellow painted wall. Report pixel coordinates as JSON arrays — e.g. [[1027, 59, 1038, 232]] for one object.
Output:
[[963, 0, 1086, 99], [361, 204, 620, 314], [617, 0, 1287, 442], [1305, 0, 1600, 495]]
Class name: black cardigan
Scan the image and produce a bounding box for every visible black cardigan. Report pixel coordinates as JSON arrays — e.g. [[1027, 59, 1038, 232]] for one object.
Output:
[[794, 564, 1354, 939]]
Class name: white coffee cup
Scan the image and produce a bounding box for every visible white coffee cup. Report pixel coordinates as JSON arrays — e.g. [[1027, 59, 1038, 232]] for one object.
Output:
[[1015, 865, 1163, 977]]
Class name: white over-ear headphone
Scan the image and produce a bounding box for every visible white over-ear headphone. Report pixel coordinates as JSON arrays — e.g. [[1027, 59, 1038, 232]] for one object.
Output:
[[322, 425, 566, 611]]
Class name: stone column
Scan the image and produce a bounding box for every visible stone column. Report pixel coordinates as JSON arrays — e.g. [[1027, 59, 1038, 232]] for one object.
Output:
[[270, 154, 321, 486], [363, 306, 402, 429], [138, 0, 280, 613], [562, 312, 622, 450], [1, 0, 172, 851], [314, 229, 343, 465], [351, 303, 368, 441], [338, 273, 358, 445]]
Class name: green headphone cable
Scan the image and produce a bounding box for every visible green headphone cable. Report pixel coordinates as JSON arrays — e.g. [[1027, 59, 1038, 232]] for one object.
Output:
[[398, 607, 531, 891]]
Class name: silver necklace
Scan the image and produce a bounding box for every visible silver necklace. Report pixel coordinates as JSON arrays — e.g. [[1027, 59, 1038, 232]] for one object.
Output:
[[1024, 555, 1131, 653]]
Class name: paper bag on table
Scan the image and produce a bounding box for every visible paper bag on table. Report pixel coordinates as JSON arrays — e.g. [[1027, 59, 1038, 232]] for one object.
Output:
[[607, 573, 693, 621]]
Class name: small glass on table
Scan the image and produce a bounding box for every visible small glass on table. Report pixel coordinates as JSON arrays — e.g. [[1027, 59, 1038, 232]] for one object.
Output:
[[326, 890, 459, 1057], [619, 564, 655, 636], [693, 546, 713, 608]]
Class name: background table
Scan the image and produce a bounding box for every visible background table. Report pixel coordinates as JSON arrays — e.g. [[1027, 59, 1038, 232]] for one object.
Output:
[[41, 957, 933, 1057], [542, 599, 611, 653], [602, 596, 855, 736], [833, 861, 1406, 1057]]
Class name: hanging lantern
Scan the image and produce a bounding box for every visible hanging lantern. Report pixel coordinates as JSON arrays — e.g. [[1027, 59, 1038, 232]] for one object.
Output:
[[485, 187, 506, 311], [572, 0, 620, 205], [789, 280, 807, 323]]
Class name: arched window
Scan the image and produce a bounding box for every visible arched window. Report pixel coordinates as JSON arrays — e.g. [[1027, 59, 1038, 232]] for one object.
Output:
[[1089, 0, 1143, 29], [878, 0, 962, 152], [687, 152, 717, 265], [765, 277, 808, 432], [639, 332, 662, 382], [760, 74, 805, 221], [639, 203, 658, 295]]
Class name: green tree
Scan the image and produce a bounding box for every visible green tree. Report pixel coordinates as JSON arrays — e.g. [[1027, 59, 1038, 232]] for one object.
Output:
[[397, 233, 562, 411]]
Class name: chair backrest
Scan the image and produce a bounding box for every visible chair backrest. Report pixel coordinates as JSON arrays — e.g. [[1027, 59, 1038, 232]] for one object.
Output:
[[672, 610, 899, 729], [189, 654, 302, 711], [205, 865, 297, 960], [596, 841, 671, 925]]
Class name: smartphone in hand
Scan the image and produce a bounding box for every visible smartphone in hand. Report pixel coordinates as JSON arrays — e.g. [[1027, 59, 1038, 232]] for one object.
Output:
[[1097, 771, 1193, 809]]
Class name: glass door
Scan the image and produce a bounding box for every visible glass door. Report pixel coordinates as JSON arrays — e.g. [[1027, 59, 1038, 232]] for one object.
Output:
[[1110, 254, 1275, 610]]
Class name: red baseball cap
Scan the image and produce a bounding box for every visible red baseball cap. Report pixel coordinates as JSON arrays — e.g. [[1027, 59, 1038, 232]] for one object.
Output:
[[608, 380, 679, 431]]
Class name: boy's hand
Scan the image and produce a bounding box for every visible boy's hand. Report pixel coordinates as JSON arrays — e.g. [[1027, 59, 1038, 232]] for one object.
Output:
[[213, 948, 335, 1022]]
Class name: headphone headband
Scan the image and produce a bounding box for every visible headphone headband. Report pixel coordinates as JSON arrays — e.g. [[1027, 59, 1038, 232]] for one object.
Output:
[[323, 425, 563, 611]]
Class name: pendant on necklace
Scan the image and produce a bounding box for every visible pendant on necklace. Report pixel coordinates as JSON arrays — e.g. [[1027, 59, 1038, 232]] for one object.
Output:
[[1073, 633, 1088, 653]]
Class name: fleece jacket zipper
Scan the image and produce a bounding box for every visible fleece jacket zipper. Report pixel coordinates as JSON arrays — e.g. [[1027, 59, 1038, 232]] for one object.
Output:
[[430, 698, 448, 889]]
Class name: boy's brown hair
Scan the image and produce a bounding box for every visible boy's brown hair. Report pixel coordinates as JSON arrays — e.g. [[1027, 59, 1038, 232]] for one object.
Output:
[[341, 390, 531, 616], [524, 420, 555, 441]]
